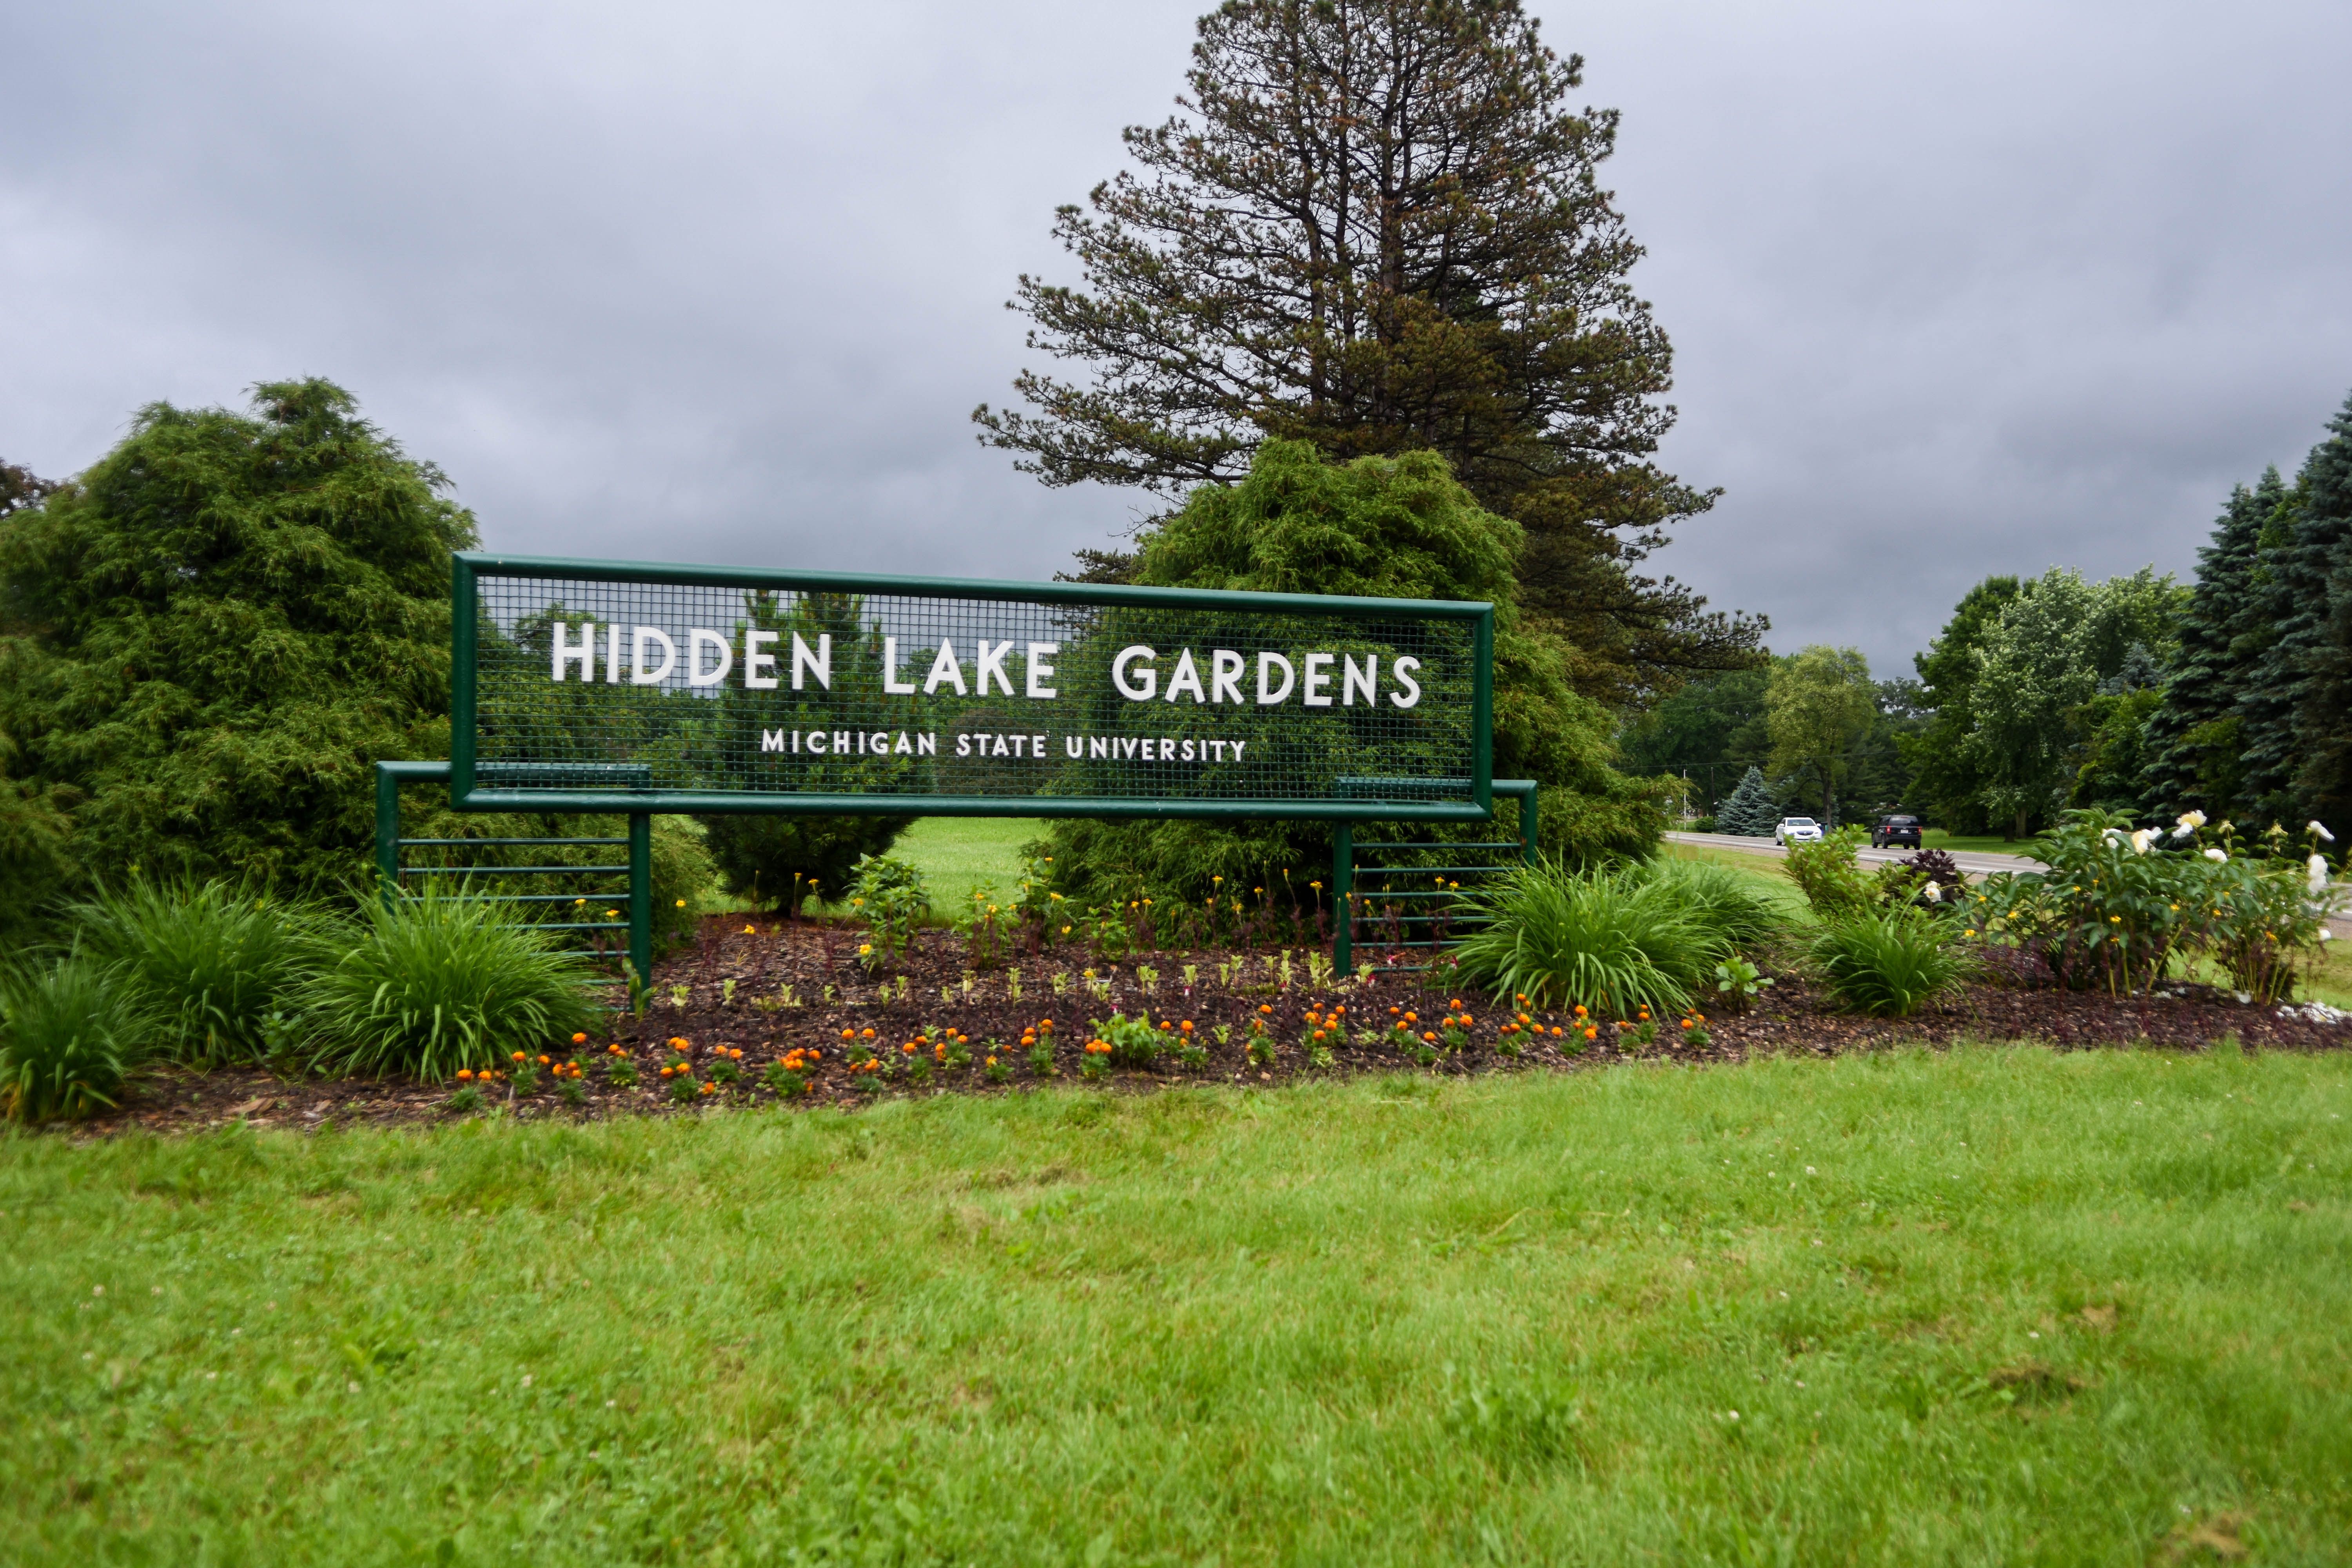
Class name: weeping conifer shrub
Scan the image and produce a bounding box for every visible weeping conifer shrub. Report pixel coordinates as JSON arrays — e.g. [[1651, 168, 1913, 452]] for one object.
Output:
[[300, 889, 598, 1082], [1809, 909, 1971, 1017], [0, 955, 151, 1123], [1448, 861, 1726, 1018], [70, 879, 333, 1067]]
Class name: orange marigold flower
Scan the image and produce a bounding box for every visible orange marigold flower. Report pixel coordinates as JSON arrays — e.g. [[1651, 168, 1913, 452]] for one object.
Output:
[[861, 1028, 875, 1039], [728, 1048, 742, 1060], [456, 1069, 474, 1081], [1403, 1012, 1417, 1024], [1573, 1005, 1588, 1017], [512, 1051, 526, 1062], [538, 1054, 551, 1065], [1258, 1004, 1273, 1014], [1421, 1031, 1436, 1043], [840, 1028, 853, 1039], [1179, 1021, 1193, 1033], [572, 1033, 588, 1044]]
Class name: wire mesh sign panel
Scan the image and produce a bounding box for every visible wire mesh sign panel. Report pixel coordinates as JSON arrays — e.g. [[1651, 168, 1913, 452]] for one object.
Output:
[[450, 554, 1494, 820]]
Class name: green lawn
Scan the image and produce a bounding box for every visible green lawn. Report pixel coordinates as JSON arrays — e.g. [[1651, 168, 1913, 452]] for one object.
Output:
[[893, 815, 1046, 913], [1921, 828, 2043, 857], [10, 1047, 2350, 1564]]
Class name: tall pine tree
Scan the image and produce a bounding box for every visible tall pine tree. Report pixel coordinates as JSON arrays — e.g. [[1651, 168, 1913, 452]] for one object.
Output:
[[1713, 764, 1779, 836], [2139, 471, 2279, 818], [2238, 392, 2352, 827], [2286, 394, 2352, 828], [975, 0, 1764, 707]]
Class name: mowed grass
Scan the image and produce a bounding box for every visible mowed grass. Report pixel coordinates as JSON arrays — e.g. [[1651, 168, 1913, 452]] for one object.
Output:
[[9, 1049, 2352, 1564], [887, 815, 1045, 915]]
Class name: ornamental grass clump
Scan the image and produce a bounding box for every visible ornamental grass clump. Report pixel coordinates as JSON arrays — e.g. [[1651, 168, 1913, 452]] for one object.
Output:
[[1625, 858, 1788, 953], [1809, 909, 1969, 1017], [1449, 861, 1721, 1018], [299, 891, 597, 1081], [0, 956, 151, 1123], [71, 878, 333, 1067]]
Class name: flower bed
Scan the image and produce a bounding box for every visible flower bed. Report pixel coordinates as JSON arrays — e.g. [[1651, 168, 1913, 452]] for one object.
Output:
[[64, 915, 2352, 1136]]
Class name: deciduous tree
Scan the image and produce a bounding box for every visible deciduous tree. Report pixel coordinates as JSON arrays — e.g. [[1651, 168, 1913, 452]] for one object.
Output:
[[1765, 646, 1876, 825]]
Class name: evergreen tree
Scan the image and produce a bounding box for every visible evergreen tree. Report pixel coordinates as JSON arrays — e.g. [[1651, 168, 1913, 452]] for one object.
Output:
[[2140, 471, 2280, 817], [1713, 765, 1778, 836], [1038, 440, 1673, 903], [975, 0, 1764, 707], [2286, 392, 2352, 828], [0, 381, 474, 902], [2239, 393, 2352, 826]]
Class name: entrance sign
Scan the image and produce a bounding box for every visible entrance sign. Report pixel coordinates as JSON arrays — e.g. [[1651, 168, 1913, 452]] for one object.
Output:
[[451, 553, 1494, 820]]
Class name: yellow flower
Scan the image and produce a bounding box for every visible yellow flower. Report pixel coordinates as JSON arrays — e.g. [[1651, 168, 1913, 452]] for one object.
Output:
[[675, 899, 686, 907]]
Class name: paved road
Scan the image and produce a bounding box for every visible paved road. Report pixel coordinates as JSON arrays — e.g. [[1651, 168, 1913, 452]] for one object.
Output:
[[1663, 830, 2045, 878]]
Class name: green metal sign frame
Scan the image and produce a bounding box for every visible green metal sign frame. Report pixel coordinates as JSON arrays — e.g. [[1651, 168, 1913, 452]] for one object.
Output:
[[449, 552, 1495, 821]]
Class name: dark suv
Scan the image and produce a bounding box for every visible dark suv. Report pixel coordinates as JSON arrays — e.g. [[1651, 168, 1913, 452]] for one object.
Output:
[[1871, 814, 1923, 849]]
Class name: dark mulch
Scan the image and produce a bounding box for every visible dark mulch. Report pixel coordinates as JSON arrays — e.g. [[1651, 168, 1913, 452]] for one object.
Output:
[[76, 916, 2352, 1138]]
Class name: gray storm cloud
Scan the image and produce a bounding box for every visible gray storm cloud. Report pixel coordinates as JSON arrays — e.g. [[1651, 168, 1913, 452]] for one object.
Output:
[[2, 0, 2345, 677]]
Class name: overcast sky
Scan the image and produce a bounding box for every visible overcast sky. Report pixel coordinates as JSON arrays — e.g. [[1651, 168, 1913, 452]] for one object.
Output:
[[4, 0, 2347, 680]]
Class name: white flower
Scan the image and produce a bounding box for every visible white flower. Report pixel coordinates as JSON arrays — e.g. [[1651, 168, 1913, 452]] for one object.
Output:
[[2312, 854, 2332, 895], [2177, 810, 2207, 831], [2170, 823, 2195, 840], [2203, 848, 2228, 864], [2129, 829, 2154, 855], [2313, 821, 2337, 844]]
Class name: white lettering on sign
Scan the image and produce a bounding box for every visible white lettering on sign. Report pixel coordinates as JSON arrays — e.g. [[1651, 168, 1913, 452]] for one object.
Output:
[[539, 625, 1433, 710], [552, 622, 597, 682], [1112, 645, 1157, 700]]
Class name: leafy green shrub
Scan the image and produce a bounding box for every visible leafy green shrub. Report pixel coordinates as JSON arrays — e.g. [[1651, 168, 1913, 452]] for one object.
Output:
[[0, 956, 150, 1122], [1783, 827, 1876, 921], [1450, 862, 1722, 1017], [699, 813, 909, 915], [2201, 851, 2333, 1002], [1810, 910, 1969, 1016], [300, 893, 597, 1081], [849, 855, 929, 973], [70, 879, 331, 1067], [1093, 1011, 1166, 1069]]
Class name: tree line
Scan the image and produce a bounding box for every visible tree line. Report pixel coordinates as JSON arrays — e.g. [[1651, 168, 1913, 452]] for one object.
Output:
[[1631, 390, 2352, 840]]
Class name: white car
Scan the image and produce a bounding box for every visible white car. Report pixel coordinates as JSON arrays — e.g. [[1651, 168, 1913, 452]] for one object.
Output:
[[1773, 817, 1823, 846]]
